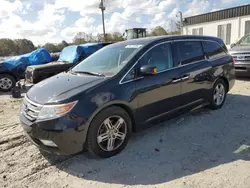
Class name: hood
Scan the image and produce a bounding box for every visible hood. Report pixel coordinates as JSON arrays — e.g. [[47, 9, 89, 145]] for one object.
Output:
[[229, 45, 250, 54], [28, 61, 65, 69], [27, 72, 108, 104]]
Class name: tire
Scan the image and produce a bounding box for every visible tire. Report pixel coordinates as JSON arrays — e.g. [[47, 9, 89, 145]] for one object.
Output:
[[209, 79, 227, 110], [0, 74, 16, 92], [87, 106, 132, 158]]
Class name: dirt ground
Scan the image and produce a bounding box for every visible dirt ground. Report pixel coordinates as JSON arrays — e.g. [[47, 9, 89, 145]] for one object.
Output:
[[1, 79, 250, 188]]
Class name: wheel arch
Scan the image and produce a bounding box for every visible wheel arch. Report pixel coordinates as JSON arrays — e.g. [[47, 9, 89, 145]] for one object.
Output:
[[217, 76, 229, 92], [84, 101, 137, 134], [0, 72, 18, 81]]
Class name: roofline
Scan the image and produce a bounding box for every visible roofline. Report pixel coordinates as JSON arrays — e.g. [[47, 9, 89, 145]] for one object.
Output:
[[184, 4, 249, 19], [183, 4, 250, 26]]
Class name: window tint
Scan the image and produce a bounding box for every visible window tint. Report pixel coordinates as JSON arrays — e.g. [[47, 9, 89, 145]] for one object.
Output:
[[202, 41, 227, 60], [177, 41, 204, 65], [139, 43, 173, 72]]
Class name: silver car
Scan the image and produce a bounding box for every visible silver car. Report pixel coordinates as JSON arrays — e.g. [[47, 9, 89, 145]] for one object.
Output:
[[229, 34, 250, 77]]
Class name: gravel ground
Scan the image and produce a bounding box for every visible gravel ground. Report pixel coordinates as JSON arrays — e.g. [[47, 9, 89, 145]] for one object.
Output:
[[1, 79, 250, 188]]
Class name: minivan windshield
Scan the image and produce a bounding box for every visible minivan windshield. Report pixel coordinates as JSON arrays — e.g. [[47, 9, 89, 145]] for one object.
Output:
[[237, 35, 250, 46], [71, 43, 143, 76]]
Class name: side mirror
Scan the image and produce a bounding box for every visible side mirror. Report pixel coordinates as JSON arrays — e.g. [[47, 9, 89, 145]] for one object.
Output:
[[140, 65, 157, 76], [230, 43, 236, 49]]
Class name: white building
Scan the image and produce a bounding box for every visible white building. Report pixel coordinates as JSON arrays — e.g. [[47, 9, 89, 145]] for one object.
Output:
[[183, 4, 250, 48]]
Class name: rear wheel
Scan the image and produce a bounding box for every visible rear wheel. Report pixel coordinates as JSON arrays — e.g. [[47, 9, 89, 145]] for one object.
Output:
[[0, 74, 16, 92], [87, 106, 132, 158], [209, 79, 227, 110]]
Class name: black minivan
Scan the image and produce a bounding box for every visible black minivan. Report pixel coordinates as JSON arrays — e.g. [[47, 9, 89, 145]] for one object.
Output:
[[20, 36, 235, 158]]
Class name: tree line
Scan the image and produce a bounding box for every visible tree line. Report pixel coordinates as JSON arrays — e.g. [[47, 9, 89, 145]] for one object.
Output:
[[0, 25, 180, 57]]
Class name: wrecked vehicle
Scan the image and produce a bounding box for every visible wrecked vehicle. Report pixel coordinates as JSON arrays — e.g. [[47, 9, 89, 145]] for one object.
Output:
[[0, 48, 52, 92], [25, 43, 112, 84]]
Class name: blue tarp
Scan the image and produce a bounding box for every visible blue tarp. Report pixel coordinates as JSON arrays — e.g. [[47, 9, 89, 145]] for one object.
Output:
[[2, 48, 52, 71], [58, 43, 104, 64]]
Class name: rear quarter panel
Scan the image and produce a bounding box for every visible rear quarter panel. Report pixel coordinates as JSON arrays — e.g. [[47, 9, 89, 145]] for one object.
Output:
[[210, 55, 235, 91]]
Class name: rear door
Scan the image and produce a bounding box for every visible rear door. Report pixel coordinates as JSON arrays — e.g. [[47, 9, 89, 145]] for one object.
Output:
[[175, 40, 212, 107]]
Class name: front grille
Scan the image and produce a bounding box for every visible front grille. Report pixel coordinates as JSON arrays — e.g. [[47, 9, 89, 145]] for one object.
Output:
[[231, 53, 250, 62], [231, 52, 250, 55], [21, 96, 42, 121]]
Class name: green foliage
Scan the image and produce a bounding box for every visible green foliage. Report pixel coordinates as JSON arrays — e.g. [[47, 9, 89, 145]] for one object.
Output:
[[0, 38, 18, 56], [14, 39, 35, 54], [41, 40, 69, 53], [151, 26, 168, 36], [0, 38, 35, 56]]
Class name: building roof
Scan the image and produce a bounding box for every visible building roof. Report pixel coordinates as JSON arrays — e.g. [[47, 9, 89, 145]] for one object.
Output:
[[183, 4, 250, 26]]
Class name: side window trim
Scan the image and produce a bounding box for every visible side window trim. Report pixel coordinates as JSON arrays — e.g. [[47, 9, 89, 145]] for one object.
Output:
[[119, 39, 228, 85], [120, 41, 174, 84]]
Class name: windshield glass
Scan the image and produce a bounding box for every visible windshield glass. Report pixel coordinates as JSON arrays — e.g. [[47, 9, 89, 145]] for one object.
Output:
[[238, 35, 250, 46], [58, 46, 78, 63], [71, 44, 143, 76]]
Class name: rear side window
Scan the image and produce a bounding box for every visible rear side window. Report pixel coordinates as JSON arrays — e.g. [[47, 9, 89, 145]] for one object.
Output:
[[202, 41, 227, 60], [177, 41, 204, 65]]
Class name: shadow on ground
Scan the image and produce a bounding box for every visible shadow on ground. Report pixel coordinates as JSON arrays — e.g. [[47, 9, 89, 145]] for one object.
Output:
[[43, 93, 250, 185]]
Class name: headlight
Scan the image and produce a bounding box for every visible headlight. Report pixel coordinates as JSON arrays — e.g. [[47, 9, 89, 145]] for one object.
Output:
[[37, 101, 78, 120]]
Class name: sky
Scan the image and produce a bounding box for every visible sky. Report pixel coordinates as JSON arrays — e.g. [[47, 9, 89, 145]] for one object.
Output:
[[0, 0, 249, 45]]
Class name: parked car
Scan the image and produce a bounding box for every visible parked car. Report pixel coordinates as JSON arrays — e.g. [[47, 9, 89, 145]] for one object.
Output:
[[0, 48, 52, 92], [20, 35, 235, 158], [25, 43, 112, 84], [229, 34, 250, 76]]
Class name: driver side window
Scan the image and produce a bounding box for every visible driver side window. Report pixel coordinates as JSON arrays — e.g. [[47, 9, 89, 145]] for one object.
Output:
[[122, 42, 174, 83], [139, 42, 173, 72]]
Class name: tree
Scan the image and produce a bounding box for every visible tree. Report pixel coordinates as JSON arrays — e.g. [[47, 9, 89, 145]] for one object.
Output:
[[14, 39, 35, 54], [57, 40, 69, 51], [111, 32, 124, 41], [151, 26, 168, 36], [72, 32, 87, 45], [42, 43, 59, 53], [0, 38, 18, 56]]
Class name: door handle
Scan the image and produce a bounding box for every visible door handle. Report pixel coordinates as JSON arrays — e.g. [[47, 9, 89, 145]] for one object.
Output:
[[181, 74, 190, 81], [172, 78, 182, 83]]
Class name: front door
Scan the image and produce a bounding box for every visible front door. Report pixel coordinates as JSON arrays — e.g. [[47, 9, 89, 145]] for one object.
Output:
[[134, 42, 182, 125]]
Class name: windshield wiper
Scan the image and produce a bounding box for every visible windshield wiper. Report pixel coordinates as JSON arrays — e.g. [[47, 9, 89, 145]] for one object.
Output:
[[71, 71, 105, 77]]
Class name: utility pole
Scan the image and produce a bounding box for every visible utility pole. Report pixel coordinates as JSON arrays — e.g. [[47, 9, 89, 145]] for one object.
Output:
[[179, 11, 183, 35], [99, 0, 106, 42]]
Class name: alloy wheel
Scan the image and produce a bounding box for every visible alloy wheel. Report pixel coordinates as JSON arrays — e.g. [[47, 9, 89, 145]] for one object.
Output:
[[0, 77, 13, 90], [213, 83, 225, 106], [97, 116, 127, 152]]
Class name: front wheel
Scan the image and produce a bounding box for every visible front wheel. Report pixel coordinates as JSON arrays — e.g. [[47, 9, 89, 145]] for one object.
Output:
[[209, 79, 227, 110], [87, 106, 132, 158], [0, 74, 16, 92]]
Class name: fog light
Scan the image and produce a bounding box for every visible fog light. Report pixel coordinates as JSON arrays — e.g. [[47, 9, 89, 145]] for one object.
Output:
[[39, 139, 58, 147]]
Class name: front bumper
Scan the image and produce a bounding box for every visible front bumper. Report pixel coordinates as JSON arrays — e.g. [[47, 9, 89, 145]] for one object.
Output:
[[20, 113, 87, 155], [234, 62, 250, 77]]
